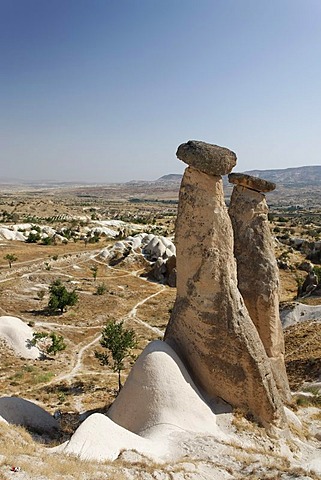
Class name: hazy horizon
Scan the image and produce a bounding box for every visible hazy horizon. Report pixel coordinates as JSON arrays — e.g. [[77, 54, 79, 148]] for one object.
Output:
[[1, 0, 321, 182], [2, 164, 321, 186]]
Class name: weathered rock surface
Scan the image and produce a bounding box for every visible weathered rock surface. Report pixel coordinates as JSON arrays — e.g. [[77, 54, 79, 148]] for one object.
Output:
[[164, 165, 285, 427], [298, 271, 319, 297], [228, 184, 291, 403], [108, 340, 221, 437], [176, 140, 236, 175], [99, 234, 176, 285], [228, 172, 276, 192], [280, 302, 321, 328], [0, 316, 41, 360], [0, 397, 59, 434]]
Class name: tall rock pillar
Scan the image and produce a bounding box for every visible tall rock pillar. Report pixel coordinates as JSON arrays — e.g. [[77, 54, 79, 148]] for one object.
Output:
[[164, 141, 285, 427], [228, 173, 291, 403]]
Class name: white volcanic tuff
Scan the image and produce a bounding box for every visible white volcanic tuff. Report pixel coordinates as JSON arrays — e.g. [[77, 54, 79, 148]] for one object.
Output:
[[0, 316, 41, 360], [0, 227, 26, 241], [108, 340, 221, 436], [0, 397, 58, 434], [0, 222, 122, 242], [90, 226, 118, 237], [58, 341, 224, 461], [99, 233, 176, 262], [281, 302, 321, 328], [55, 413, 167, 461]]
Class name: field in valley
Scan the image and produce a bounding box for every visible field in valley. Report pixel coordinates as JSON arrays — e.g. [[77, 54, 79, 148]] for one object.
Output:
[[0, 179, 321, 479]]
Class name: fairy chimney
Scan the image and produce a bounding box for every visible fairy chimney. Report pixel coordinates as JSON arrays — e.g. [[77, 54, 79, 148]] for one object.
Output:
[[164, 141, 285, 427], [228, 173, 291, 403]]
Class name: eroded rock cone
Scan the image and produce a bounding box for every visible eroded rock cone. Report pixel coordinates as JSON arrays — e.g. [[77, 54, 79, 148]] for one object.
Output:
[[165, 141, 285, 427], [228, 174, 291, 403]]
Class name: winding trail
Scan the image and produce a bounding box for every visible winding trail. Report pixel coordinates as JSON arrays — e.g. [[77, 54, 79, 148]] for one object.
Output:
[[125, 287, 166, 337], [56, 335, 102, 383], [2, 247, 169, 413]]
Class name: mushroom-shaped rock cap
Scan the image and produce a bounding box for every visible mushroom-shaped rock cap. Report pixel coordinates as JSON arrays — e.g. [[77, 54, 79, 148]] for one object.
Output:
[[176, 140, 237, 176], [228, 172, 276, 193]]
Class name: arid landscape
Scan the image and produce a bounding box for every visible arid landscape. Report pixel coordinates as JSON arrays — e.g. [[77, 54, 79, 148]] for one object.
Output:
[[0, 167, 321, 479]]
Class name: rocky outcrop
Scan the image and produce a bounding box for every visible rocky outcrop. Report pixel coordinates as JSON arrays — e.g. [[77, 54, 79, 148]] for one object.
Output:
[[228, 173, 291, 403], [298, 271, 319, 298], [0, 397, 59, 435], [108, 341, 221, 436], [165, 141, 285, 427], [99, 234, 176, 285]]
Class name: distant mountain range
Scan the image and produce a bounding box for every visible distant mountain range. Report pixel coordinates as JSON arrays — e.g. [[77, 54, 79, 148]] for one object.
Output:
[[244, 166, 321, 186], [157, 166, 321, 187], [1, 166, 321, 188]]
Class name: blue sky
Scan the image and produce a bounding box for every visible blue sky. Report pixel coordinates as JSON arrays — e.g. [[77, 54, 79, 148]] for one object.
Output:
[[1, 0, 321, 182]]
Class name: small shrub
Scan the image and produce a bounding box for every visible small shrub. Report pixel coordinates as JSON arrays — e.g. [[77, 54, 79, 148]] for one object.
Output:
[[37, 290, 45, 300], [42, 236, 54, 245], [31, 331, 66, 356], [26, 231, 41, 243], [95, 283, 107, 295], [4, 254, 17, 268]]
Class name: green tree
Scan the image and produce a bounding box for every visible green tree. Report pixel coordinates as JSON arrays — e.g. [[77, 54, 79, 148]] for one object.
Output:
[[48, 279, 78, 314], [90, 264, 98, 281], [31, 332, 66, 356], [4, 253, 17, 268], [95, 320, 137, 393]]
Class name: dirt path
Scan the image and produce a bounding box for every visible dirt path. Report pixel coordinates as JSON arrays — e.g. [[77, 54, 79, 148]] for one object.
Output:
[[2, 246, 168, 413], [56, 335, 102, 384], [0, 249, 101, 283], [125, 288, 165, 337]]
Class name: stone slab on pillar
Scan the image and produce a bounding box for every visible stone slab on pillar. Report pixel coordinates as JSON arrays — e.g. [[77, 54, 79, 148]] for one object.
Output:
[[164, 141, 285, 427], [228, 175, 291, 403]]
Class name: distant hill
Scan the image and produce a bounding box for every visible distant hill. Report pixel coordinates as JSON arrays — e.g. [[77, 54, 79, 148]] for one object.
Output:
[[2, 166, 321, 188], [157, 174, 183, 182], [157, 166, 321, 187], [244, 166, 321, 186]]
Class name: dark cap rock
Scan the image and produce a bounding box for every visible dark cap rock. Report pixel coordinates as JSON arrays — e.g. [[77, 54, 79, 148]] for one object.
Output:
[[176, 140, 237, 176], [228, 173, 276, 192]]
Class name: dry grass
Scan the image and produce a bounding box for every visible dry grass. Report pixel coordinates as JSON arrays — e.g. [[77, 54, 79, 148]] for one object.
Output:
[[0, 237, 175, 414], [134, 289, 176, 329], [1, 188, 321, 479], [284, 321, 321, 390], [0, 422, 37, 457]]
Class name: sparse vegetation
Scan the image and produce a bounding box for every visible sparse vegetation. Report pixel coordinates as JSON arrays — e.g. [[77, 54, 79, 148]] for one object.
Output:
[[95, 320, 137, 392], [37, 289, 46, 300], [4, 253, 18, 268], [47, 279, 78, 314], [90, 264, 98, 281], [0, 182, 321, 479], [31, 331, 67, 356], [95, 282, 107, 295]]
